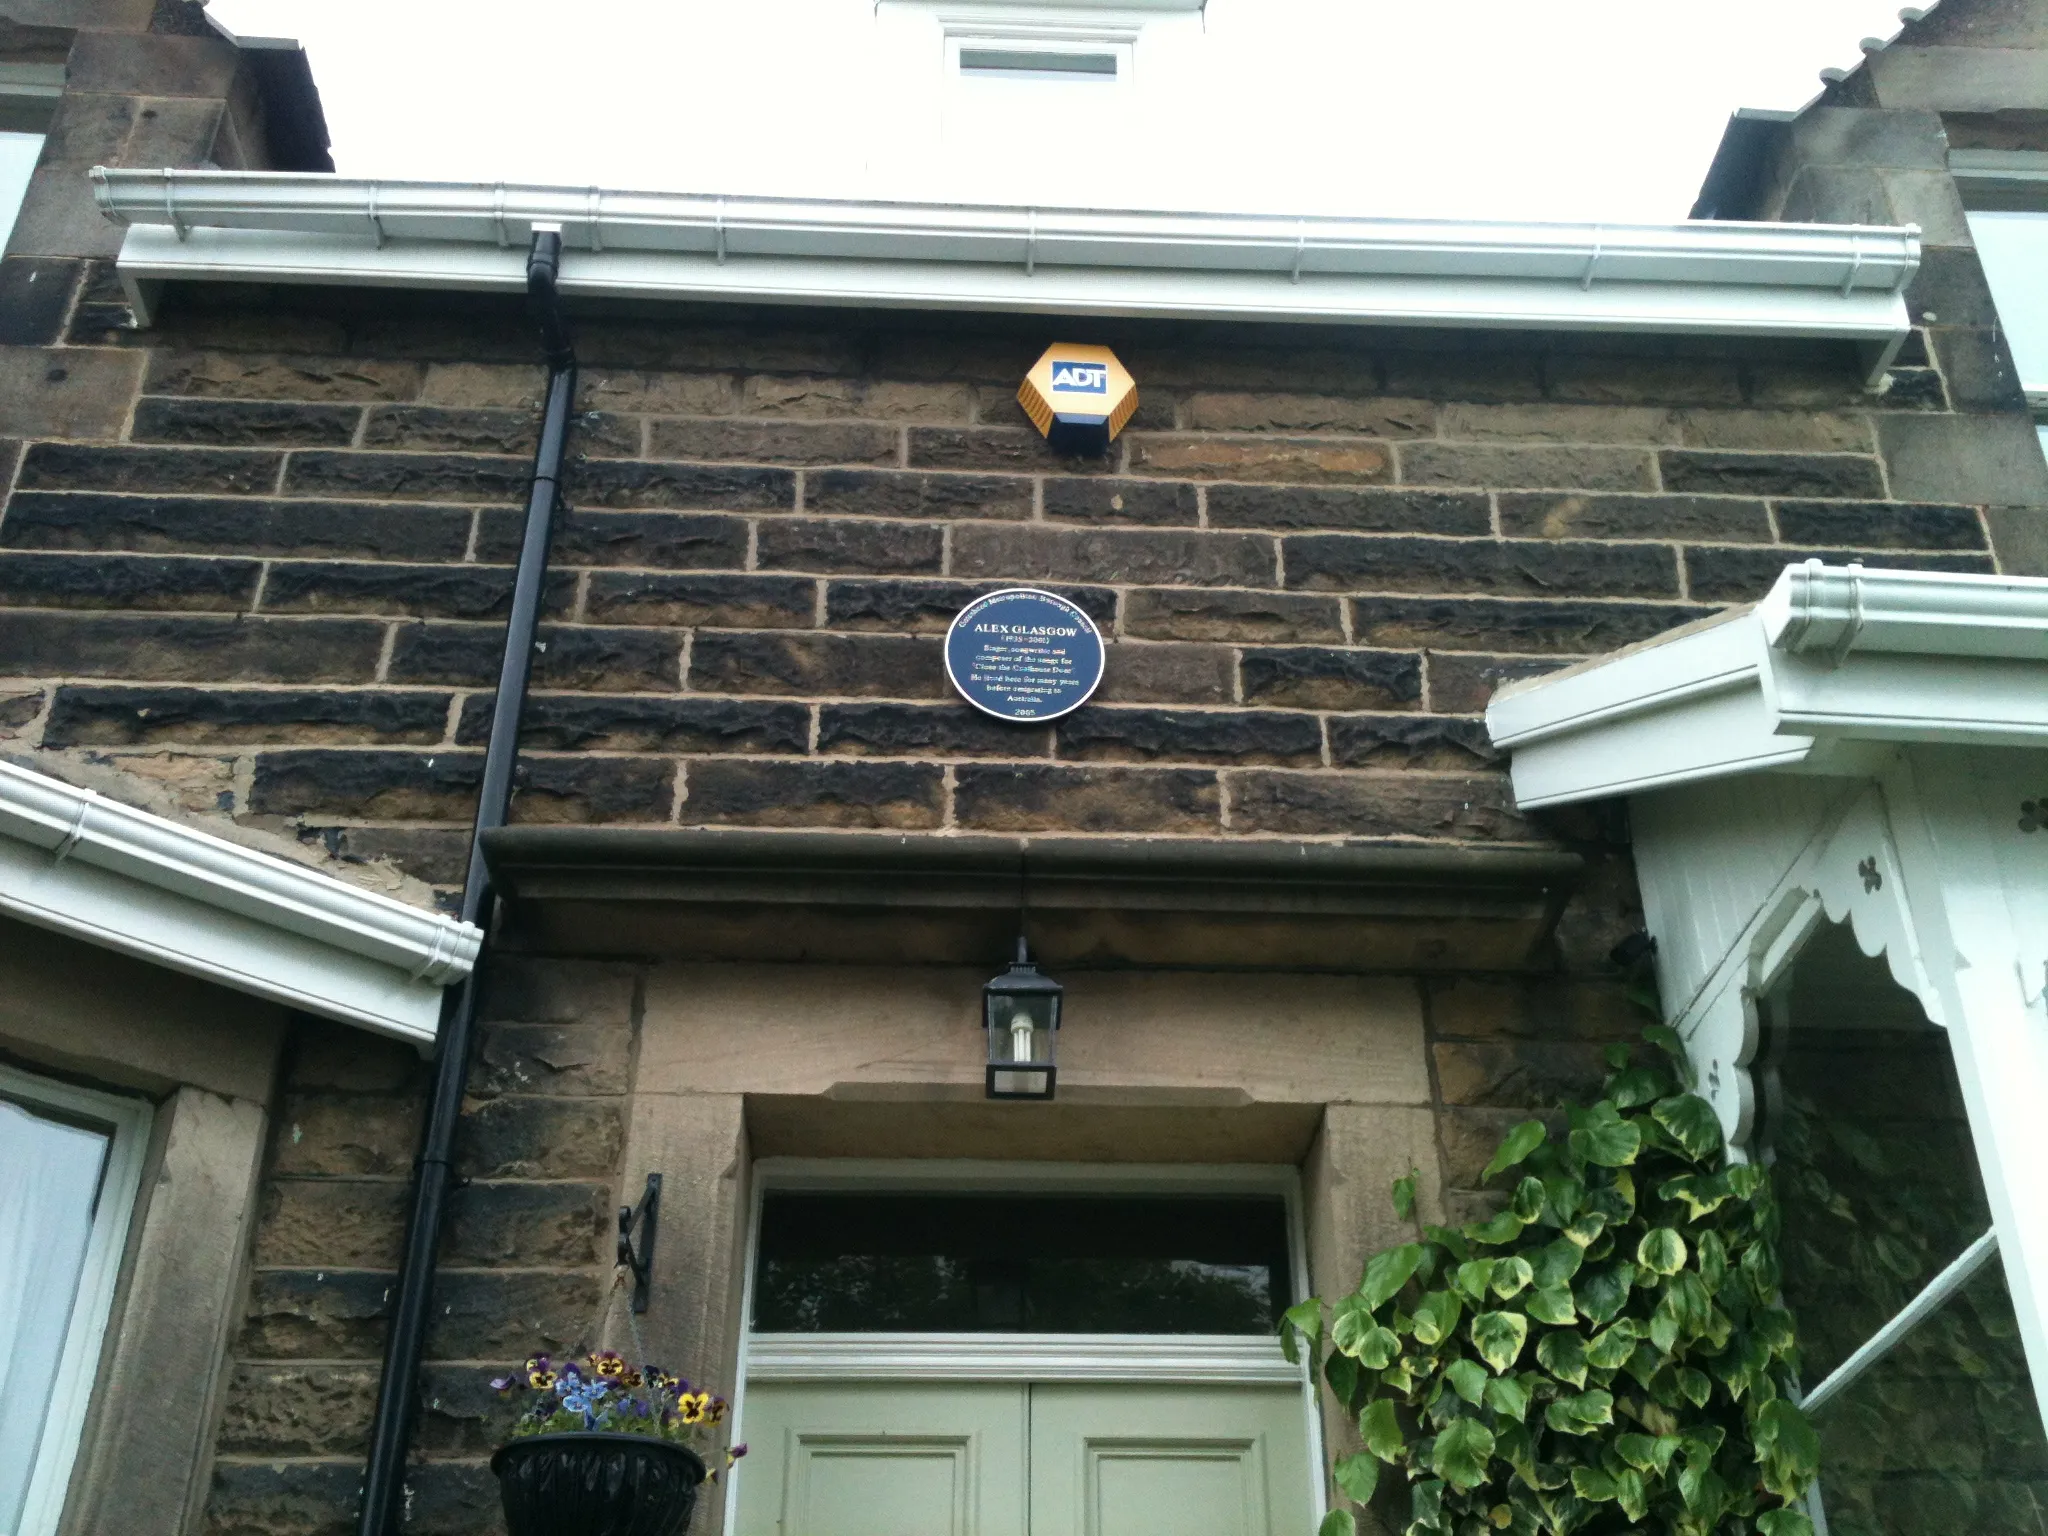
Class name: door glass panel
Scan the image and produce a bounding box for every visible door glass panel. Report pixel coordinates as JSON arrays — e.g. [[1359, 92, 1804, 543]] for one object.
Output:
[[1766, 920, 2048, 1535], [752, 1194, 1290, 1333]]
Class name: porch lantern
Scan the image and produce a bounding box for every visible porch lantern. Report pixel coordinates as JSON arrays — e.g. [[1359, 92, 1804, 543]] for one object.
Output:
[[983, 938, 1062, 1100]]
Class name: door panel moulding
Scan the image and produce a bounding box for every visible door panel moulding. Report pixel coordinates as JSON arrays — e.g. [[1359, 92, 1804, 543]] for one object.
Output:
[[94, 169, 1914, 359]]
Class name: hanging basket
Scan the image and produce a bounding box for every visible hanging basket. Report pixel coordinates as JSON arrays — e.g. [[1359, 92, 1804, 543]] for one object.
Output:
[[491, 1432, 707, 1536]]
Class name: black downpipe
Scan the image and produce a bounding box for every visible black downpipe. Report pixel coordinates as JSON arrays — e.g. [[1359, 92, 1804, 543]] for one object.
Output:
[[357, 228, 576, 1536]]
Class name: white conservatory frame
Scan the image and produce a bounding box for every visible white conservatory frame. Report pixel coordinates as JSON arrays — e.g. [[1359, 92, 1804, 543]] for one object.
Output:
[[1487, 560, 2048, 1435]]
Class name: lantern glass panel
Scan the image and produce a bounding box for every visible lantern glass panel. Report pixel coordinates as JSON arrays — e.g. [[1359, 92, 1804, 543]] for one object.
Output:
[[983, 957, 1061, 1100]]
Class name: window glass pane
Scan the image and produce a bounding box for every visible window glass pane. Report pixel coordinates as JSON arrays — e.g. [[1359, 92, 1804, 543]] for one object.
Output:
[[0, 1098, 110, 1531], [0, 131, 40, 249], [1807, 1260, 2048, 1536], [1968, 212, 2048, 396], [753, 1193, 1291, 1334]]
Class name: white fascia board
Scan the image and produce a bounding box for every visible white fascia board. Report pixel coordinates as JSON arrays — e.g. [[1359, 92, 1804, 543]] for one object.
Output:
[[93, 170, 1918, 344], [1487, 562, 2048, 808], [0, 760, 479, 1045]]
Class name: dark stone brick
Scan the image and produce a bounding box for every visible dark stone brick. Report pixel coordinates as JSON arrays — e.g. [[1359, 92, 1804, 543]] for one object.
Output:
[[1497, 492, 1772, 543], [1544, 356, 1743, 406], [0, 491, 473, 561], [1239, 647, 1422, 710], [805, 468, 1032, 520], [646, 417, 898, 465], [1772, 500, 1987, 550], [1093, 643, 1237, 706], [955, 763, 1220, 833], [44, 685, 449, 747], [129, 397, 361, 447], [682, 758, 944, 829], [690, 631, 944, 698], [238, 1269, 393, 1359], [1127, 434, 1395, 485], [1042, 477, 1199, 526], [572, 458, 795, 510], [480, 957, 638, 1026], [1283, 535, 1679, 598], [1328, 714, 1498, 770], [0, 257, 82, 345], [1686, 546, 1995, 602], [0, 551, 258, 610], [1184, 391, 1435, 436], [476, 507, 749, 570], [1122, 589, 1343, 644], [1381, 349, 1545, 402], [0, 613, 384, 682], [388, 623, 681, 691], [825, 579, 1116, 634], [282, 449, 529, 502], [1425, 653, 1571, 714], [1424, 976, 1645, 1042], [424, 1270, 601, 1360], [415, 1365, 524, 1458], [270, 1093, 422, 1177], [1351, 596, 1704, 655], [473, 1023, 633, 1098], [1878, 368, 1949, 411], [204, 1458, 359, 1535], [755, 517, 944, 575], [0, 689, 42, 731], [1225, 769, 1530, 840], [1930, 326, 2029, 411], [18, 441, 282, 495], [456, 693, 809, 753], [445, 1181, 610, 1268], [253, 1179, 407, 1270], [1398, 443, 1656, 491], [303, 824, 473, 887], [1905, 245, 2002, 330], [817, 701, 1051, 758], [456, 1097, 626, 1180], [908, 425, 1113, 474], [259, 562, 576, 620], [584, 571, 816, 628], [1433, 1039, 1615, 1109], [1206, 485, 1490, 534], [395, 1458, 500, 1535], [953, 525, 1275, 587], [361, 404, 550, 455], [286, 1021, 424, 1092], [1054, 706, 1322, 766], [143, 349, 426, 402], [250, 749, 675, 823], [1658, 450, 1886, 499], [215, 1363, 377, 1456]]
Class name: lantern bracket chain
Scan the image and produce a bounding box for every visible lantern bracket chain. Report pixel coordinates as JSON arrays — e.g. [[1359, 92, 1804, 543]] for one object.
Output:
[[617, 1172, 661, 1315]]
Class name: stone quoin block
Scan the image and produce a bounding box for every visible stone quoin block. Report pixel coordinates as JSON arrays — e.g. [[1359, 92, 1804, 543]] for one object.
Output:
[[0, 612, 386, 682], [0, 551, 260, 610], [42, 685, 452, 747], [1282, 534, 1680, 599], [0, 258, 84, 347], [455, 693, 811, 754], [952, 763, 1222, 834], [688, 631, 946, 698], [1204, 485, 1491, 535], [1237, 647, 1424, 711], [0, 491, 475, 561], [1052, 705, 1324, 767], [128, 397, 363, 448], [681, 758, 946, 829]]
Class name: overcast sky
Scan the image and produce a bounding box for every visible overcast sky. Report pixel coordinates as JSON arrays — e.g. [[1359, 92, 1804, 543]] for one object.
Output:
[[206, 0, 1918, 223]]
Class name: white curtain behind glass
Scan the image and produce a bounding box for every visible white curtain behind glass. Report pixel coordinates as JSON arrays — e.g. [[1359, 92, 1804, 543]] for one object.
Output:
[[0, 1100, 109, 1534]]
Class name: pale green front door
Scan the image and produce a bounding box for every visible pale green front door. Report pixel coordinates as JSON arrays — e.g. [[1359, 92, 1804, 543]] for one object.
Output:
[[736, 1381, 1312, 1536]]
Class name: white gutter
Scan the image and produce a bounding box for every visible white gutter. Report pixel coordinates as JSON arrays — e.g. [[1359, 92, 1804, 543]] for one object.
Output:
[[93, 170, 1919, 364], [0, 759, 480, 1045]]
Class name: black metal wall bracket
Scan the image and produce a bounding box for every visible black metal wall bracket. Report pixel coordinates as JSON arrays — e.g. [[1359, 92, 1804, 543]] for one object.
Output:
[[617, 1173, 661, 1314]]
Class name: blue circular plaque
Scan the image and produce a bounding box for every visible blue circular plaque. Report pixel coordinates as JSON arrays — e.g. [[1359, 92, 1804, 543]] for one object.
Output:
[[945, 588, 1105, 722]]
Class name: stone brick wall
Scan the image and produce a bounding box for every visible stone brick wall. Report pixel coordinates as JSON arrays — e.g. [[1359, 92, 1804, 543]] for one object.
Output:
[[1, 282, 2035, 907]]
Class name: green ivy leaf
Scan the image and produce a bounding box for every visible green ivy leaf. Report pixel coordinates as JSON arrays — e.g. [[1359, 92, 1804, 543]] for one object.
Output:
[[1465, 1209, 1530, 1247], [1570, 1467, 1618, 1502], [1754, 1398, 1821, 1499], [1411, 1290, 1465, 1347], [1512, 1176, 1547, 1223], [1741, 1237, 1782, 1301], [1470, 1310, 1530, 1373], [1537, 1330, 1589, 1389], [1614, 1468, 1649, 1522], [1362, 1397, 1406, 1462], [1334, 1451, 1381, 1507], [1325, 1350, 1361, 1405], [1280, 1298, 1322, 1363], [1526, 1284, 1577, 1326], [1410, 1478, 1446, 1532], [1423, 1225, 1472, 1264], [1542, 1176, 1587, 1226], [1432, 1418, 1497, 1490], [1652, 1094, 1724, 1163], [1454, 1259, 1498, 1304], [1586, 1322, 1638, 1369], [1356, 1325, 1401, 1370], [1490, 1256, 1534, 1300], [1481, 1120, 1548, 1185], [1725, 1161, 1764, 1200], [1677, 1366, 1712, 1407], [1638, 1227, 1688, 1277], [1642, 1023, 1686, 1065], [1542, 1389, 1614, 1435], [1696, 1228, 1729, 1292], [1483, 1374, 1530, 1422], [1658, 1172, 1731, 1222], [1613, 1433, 1661, 1472], [1568, 1105, 1642, 1168], [1757, 1510, 1817, 1536], [1331, 1301, 1374, 1356], [1392, 1170, 1418, 1221], [1447, 1358, 1489, 1406], [1576, 1262, 1635, 1326], [1362, 1244, 1425, 1310], [1531, 1238, 1585, 1289], [1606, 1067, 1670, 1110], [1318, 1510, 1358, 1536], [1563, 1212, 1609, 1248]]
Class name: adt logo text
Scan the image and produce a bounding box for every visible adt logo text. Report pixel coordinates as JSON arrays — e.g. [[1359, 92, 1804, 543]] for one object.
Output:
[[1050, 361, 1108, 393]]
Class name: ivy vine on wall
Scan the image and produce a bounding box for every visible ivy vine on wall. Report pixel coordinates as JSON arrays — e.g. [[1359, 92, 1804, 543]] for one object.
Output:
[[1283, 1028, 1821, 1536]]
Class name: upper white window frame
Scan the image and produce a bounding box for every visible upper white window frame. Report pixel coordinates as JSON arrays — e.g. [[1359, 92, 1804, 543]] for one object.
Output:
[[1, 1063, 153, 1536]]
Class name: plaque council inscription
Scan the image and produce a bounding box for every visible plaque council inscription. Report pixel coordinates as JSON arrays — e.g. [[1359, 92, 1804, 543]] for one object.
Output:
[[944, 588, 1105, 723]]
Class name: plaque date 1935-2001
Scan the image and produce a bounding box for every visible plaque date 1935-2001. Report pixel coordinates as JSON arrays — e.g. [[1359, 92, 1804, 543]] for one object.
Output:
[[944, 588, 1106, 723]]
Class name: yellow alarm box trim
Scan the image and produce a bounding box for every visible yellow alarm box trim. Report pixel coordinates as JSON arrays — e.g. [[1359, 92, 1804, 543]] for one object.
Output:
[[1018, 343, 1138, 455]]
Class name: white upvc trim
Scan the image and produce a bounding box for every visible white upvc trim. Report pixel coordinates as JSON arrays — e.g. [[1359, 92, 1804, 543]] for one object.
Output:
[[0, 760, 479, 1045], [1798, 1228, 1999, 1416], [1486, 563, 2048, 809], [92, 170, 1918, 347], [745, 1332, 1299, 1384], [2, 1063, 153, 1536]]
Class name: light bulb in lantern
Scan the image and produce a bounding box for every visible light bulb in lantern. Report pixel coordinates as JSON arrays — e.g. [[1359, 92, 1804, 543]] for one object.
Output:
[[1009, 1010, 1036, 1063]]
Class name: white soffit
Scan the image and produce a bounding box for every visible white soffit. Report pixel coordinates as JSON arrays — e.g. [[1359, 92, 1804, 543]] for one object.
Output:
[[1486, 562, 2048, 810], [0, 760, 480, 1045], [94, 169, 1917, 347]]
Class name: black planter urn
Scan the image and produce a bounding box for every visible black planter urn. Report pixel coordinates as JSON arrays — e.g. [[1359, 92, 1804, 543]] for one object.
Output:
[[491, 1432, 708, 1536]]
